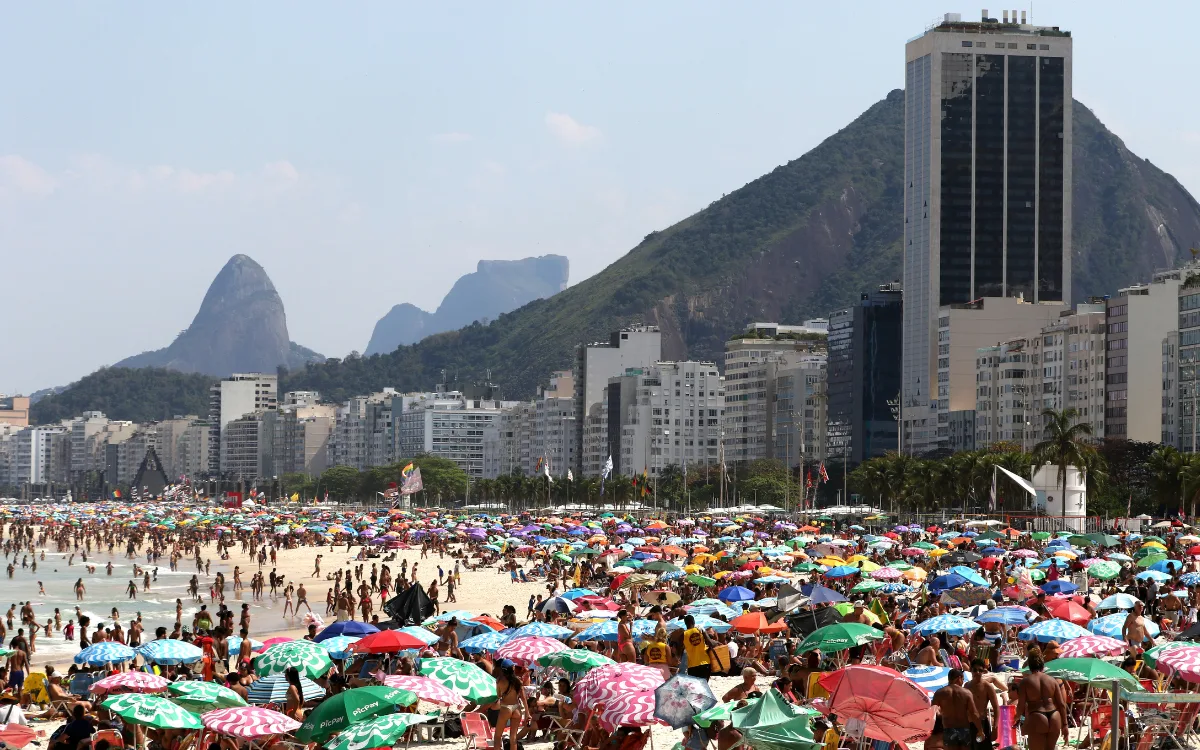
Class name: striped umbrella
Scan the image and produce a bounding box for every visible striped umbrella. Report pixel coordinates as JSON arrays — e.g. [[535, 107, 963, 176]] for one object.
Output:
[[90, 671, 169, 696], [379, 675, 467, 707], [137, 639, 204, 665], [167, 681, 247, 712], [911, 615, 981, 637], [1087, 613, 1160, 639], [495, 635, 569, 666], [74, 642, 136, 666], [460, 631, 512, 654], [226, 636, 265, 655], [1145, 641, 1200, 668], [573, 663, 665, 710], [1155, 646, 1200, 682], [100, 694, 202, 729], [536, 649, 616, 673], [395, 626, 440, 646], [322, 712, 434, 750], [202, 706, 301, 739], [1018, 618, 1091, 643], [246, 673, 326, 705], [903, 666, 972, 696], [1057, 635, 1127, 659], [295, 686, 418, 743], [254, 639, 334, 678], [576, 619, 659, 642], [418, 658, 498, 702], [317, 636, 361, 660], [509, 622, 573, 639], [598, 690, 662, 732]]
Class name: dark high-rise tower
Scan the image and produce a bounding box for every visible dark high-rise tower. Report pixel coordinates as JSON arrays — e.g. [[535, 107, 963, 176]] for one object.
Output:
[[901, 10, 1072, 454]]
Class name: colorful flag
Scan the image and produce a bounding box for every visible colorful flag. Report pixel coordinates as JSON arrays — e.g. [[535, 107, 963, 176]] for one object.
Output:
[[401, 467, 424, 495], [806, 471, 813, 489], [640, 469, 650, 497], [401, 462, 415, 479], [112, 489, 121, 499], [290, 492, 299, 502], [818, 463, 829, 483], [535, 457, 545, 473]]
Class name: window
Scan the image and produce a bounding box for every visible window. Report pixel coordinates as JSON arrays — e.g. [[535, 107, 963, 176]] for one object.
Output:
[[1008, 43, 1017, 49], [1026, 43, 1036, 49], [962, 40, 974, 47], [1039, 44, 1049, 50]]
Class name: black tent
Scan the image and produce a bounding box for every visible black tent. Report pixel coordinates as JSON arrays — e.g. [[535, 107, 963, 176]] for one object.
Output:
[[383, 583, 434, 626], [785, 605, 841, 638]]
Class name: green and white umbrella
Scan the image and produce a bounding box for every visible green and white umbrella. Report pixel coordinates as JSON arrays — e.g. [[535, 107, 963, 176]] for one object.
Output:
[[323, 712, 434, 750], [296, 686, 418, 743], [167, 681, 247, 712], [796, 623, 885, 654], [1042, 658, 1141, 691], [101, 693, 204, 729], [535, 649, 616, 672], [1145, 641, 1200, 668], [254, 639, 334, 678], [418, 658, 498, 702], [1087, 561, 1122, 581]]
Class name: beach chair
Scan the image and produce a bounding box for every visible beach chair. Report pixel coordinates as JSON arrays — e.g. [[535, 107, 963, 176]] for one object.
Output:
[[68, 672, 98, 699], [93, 729, 126, 749], [461, 713, 493, 750], [21, 672, 49, 707]]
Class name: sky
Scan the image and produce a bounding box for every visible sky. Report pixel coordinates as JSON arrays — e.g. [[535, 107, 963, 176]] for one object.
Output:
[[4, 1, 1200, 394]]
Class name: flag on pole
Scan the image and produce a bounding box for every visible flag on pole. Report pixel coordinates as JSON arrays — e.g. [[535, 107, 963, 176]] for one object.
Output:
[[818, 463, 829, 483], [567, 469, 574, 482], [806, 471, 813, 489], [602, 456, 613, 479], [1126, 492, 1132, 519], [544, 460, 553, 484], [989, 466, 998, 511], [535, 457, 544, 473], [640, 469, 650, 497]]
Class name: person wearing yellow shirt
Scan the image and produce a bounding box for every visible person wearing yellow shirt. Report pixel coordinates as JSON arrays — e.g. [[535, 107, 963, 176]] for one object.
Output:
[[681, 614, 717, 680], [642, 626, 675, 679]]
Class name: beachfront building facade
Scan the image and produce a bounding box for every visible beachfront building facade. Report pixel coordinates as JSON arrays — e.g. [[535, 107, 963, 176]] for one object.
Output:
[[574, 326, 662, 476]]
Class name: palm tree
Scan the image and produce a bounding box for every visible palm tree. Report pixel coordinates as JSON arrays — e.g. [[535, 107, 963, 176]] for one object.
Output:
[[1179, 454, 1200, 519], [1031, 408, 1094, 515], [1149, 445, 1186, 514]]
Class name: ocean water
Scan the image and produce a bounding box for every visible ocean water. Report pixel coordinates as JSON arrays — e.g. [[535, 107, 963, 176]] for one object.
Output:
[[0, 548, 289, 665]]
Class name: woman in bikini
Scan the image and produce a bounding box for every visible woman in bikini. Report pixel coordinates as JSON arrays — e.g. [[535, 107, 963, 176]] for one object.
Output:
[[1016, 647, 1068, 750], [616, 610, 637, 663], [492, 661, 527, 750]]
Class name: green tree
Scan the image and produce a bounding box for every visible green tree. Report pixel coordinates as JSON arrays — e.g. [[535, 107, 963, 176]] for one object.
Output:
[[1031, 408, 1095, 514], [320, 465, 362, 500]]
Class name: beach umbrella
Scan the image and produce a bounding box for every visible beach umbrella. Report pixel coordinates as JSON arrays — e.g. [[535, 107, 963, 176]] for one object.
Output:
[[666, 615, 732, 634], [910, 615, 981, 637], [687, 575, 718, 587], [1043, 658, 1141, 690], [0, 725, 36, 749], [394, 626, 441, 646], [975, 606, 1034, 626], [100, 694, 203, 730], [254, 640, 334, 678], [1018, 619, 1091, 643], [948, 566, 988, 586], [1136, 570, 1172, 583], [202, 706, 301, 739], [89, 671, 169, 696], [1182, 573, 1200, 586], [816, 665, 936, 746], [1154, 646, 1200, 681], [594, 690, 660, 733], [322, 712, 434, 750], [729, 612, 787, 635], [1144, 641, 1200, 668], [459, 630, 513, 653], [379, 675, 467, 706], [347, 629, 428, 654], [166, 681, 248, 712], [318, 636, 361, 660], [225, 636, 265, 655], [797, 623, 885, 654], [1087, 561, 1122, 581], [902, 666, 971, 696], [1045, 598, 1092, 626], [295, 686, 418, 743], [1039, 580, 1079, 594], [314, 620, 380, 642], [75, 642, 136, 666], [1057, 635, 1127, 658], [496, 635, 569, 665], [535, 649, 616, 672], [1087, 613, 1160, 639], [1097, 593, 1140, 610], [652, 674, 718, 729], [510, 622, 574, 639], [419, 658, 498, 702], [246, 673, 326, 705], [136, 639, 203, 665], [537, 596, 579, 614], [693, 702, 735, 728], [717, 586, 756, 602], [574, 663, 666, 711]]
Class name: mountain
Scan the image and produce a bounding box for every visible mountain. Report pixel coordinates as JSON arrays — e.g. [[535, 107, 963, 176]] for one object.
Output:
[[47, 91, 1200, 412], [364, 255, 570, 355], [114, 254, 324, 377], [31, 368, 214, 425]]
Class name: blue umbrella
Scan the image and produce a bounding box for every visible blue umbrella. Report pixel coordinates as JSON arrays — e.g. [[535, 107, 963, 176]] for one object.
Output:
[[1088, 613, 1160, 639], [559, 588, 597, 600], [1039, 580, 1078, 594], [805, 585, 848, 605], [459, 631, 513, 653], [903, 665, 972, 695], [718, 586, 756, 602], [1097, 593, 1140, 611], [136, 639, 203, 665], [226, 636, 265, 655], [653, 673, 718, 729], [247, 673, 325, 704], [975, 606, 1034, 626], [394, 627, 440, 646], [75, 642, 136, 666], [1182, 573, 1200, 586], [877, 583, 913, 595], [577, 619, 659, 642], [929, 573, 970, 594], [510, 622, 574, 639], [318, 636, 361, 660], [687, 603, 743, 618], [1136, 570, 1172, 583], [1036, 558, 1070, 569], [1151, 559, 1184, 574], [825, 566, 860, 579], [666, 615, 731, 634], [315, 621, 380, 642], [755, 575, 790, 584], [948, 566, 989, 586], [911, 615, 982, 637], [1019, 618, 1090, 643]]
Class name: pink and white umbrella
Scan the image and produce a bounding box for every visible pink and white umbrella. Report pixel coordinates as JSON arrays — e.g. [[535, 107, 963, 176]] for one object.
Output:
[[379, 675, 467, 706], [1080, 558, 1106, 567], [1058, 635, 1126, 659], [1010, 549, 1039, 558], [870, 567, 902, 581], [1155, 646, 1200, 682], [901, 548, 927, 557], [90, 672, 169, 696], [597, 690, 663, 732], [495, 636, 569, 666], [573, 663, 665, 710], [202, 706, 301, 738]]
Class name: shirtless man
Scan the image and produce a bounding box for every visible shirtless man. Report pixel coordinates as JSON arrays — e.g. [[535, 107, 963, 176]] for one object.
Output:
[[932, 669, 985, 750], [1016, 648, 1068, 750], [6, 641, 26, 693], [296, 584, 312, 613], [968, 659, 1001, 749], [1123, 601, 1150, 654], [917, 636, 945, 666], [842, 600, 873, 625]]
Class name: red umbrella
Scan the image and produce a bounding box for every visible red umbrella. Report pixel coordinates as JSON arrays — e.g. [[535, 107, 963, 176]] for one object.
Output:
[[978, 557, 1002, 570], [1045, 598, 1091, 625], [816, 665, 936, 748], [577, 596, 621, 611], [0, 724, 37, 748], [260, 636, 293, 648], [350, 629, 429, 653], [1187, 545, 1200, 556]]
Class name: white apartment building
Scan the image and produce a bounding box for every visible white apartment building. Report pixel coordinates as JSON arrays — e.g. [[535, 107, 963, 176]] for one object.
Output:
[[221, 411, 277, 480], [772, 354, 829, 470], [332, 389, 396, 471], [210, 373, 278, 472], [69, 412, 110, 481], [399, 390, 518, 480], [574, 326, 662, 475], [275, 399, 337, 476], [482, 402, 537, 479], [12, 426, 65, 485]]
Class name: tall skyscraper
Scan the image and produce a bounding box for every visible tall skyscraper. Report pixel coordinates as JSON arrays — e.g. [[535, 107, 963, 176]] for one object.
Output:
[[902, 11, 1072, 453]]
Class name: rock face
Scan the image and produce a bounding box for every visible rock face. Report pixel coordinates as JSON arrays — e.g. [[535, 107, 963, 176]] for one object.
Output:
[[364, 255, 569, 355], [115, 254, 323, 377]]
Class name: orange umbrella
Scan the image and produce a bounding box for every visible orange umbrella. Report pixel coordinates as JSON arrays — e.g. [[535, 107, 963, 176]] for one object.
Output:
[[729, 611, 788, 635], [472, 615, 504, 631], [662, 545, 687, 556]]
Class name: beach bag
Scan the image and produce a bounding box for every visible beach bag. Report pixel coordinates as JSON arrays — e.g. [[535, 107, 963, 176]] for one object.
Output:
[[442, 717, 462, 738]]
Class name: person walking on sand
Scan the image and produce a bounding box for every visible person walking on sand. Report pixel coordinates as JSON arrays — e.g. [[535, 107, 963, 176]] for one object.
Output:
[[282, 583, 295, 619], [296, 584, 312, 613], [313, 555, 322, 578]]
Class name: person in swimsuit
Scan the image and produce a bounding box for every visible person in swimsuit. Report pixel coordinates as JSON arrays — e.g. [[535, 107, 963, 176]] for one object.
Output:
[[616, 610, 637, 663], [492, 661, 526, 750], [1016, 647, 1068, 750], [932, 669, 984, 750]]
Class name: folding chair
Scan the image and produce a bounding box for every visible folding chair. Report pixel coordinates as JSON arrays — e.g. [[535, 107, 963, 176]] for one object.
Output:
[[93, 729, 126, 750], [461, 712, 493, 750]]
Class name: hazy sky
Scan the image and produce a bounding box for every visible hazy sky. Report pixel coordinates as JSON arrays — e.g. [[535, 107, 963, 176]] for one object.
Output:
[[4, 1, 1198, 394]]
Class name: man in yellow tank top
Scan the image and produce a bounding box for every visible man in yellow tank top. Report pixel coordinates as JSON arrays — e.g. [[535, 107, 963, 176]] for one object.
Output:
[[682, 614, 716, 680]]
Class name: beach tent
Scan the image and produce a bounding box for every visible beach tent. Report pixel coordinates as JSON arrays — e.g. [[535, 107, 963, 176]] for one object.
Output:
[[383, 584, 434, 627]]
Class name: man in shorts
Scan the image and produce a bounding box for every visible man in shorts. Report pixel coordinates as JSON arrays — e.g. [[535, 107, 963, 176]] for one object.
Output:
[[932, 669, 984, 750]]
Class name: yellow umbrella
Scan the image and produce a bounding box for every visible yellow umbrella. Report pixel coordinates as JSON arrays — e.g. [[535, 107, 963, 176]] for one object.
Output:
[[856, 560, 881, 573], [1141, 541, 1167, 550], [902, 568, 928, 581], [1053, 550, 1077, 559], [846, 554, 870, 564], [818, 556, 847, 567], [714, 571, 732, 579], [683, 565, 702, 574], [928, 548, 949, 557]]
